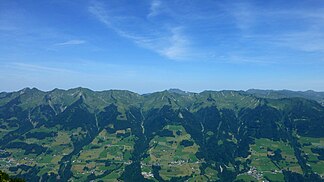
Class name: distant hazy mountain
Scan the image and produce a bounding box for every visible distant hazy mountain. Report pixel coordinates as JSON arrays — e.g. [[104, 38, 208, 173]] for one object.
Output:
[[247, 89, 324, 106], [0, 88, 323, 181]]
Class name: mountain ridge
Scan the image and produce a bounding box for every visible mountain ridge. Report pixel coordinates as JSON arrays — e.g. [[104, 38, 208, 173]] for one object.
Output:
[[2, 87, 324, 106]]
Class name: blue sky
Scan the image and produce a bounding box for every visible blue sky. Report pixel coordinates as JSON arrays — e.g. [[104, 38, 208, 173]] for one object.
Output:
[[1, 0, 324, 93]]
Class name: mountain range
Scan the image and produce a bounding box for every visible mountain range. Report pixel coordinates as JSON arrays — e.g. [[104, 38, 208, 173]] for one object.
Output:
[[0, 88, 323, 182]]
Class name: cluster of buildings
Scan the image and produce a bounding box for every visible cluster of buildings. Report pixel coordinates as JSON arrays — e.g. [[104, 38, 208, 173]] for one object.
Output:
[[141, 171, 154, 179], [0, 153, 35, 169], [246, 166, 264, 181], [169, 160, 187, 166]]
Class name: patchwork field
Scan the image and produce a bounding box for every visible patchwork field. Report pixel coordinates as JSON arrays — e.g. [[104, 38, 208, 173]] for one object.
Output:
[[0, 126, 74, 177], [142, 125, 206, 180], [70, 128, 134, 181], [299, 137, 324, 176], [247, 138, 302, 181]]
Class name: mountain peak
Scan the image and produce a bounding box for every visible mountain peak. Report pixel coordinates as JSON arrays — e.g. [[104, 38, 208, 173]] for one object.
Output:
[[167, 88, 190, 95]]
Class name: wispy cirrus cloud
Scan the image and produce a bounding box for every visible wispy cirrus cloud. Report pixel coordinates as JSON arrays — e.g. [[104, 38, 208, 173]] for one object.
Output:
[[54, 39, 86, 46], [219, 1, 324, 62], [220, 1, 255, 32], [88, 0, 191, 60], [147, 0, 162, 18], [8, 62, 77, 73], [159, 27, 190, 60], [87, 0, 324, 64], [269, 30, 324, 53]]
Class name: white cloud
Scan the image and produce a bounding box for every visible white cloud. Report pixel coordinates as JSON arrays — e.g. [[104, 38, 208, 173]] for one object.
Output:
[[158, 27, 190, 60], [147, 0, 162, 18], [240, 9, 324, 54], [88, 0, 324, 63], [216, 1, 255, 32], [55, 39, 86, 46], [88, 0, 191, 60], [220, 2, 324, 56]]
